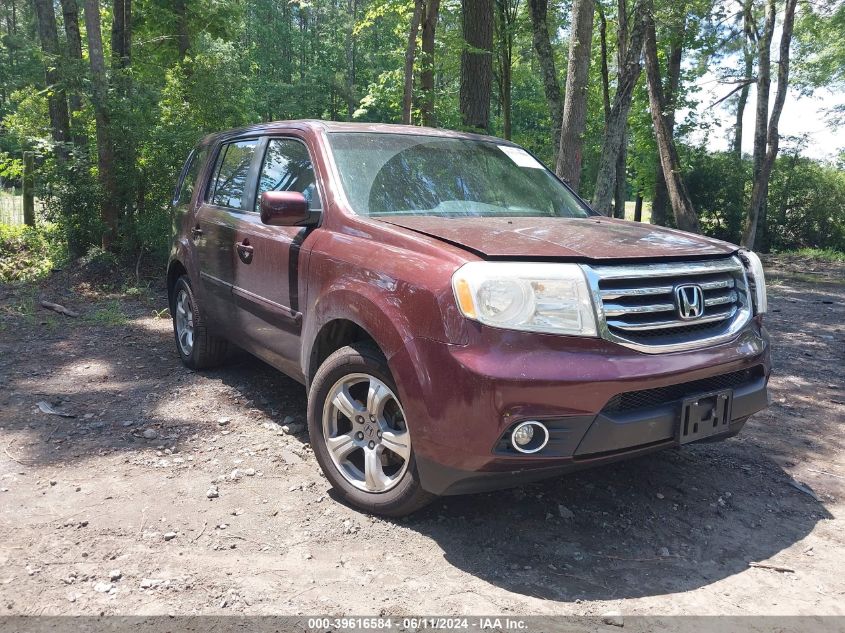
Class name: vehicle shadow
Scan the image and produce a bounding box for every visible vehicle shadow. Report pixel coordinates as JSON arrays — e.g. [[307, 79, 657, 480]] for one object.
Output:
[[396, 442, 830, 601]]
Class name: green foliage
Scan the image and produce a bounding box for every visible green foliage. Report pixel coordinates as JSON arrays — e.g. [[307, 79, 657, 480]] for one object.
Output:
[[686, 149, 749, 245], [0, 222, 66, 283], [686, 150, 845, 252], [0, 153, 23, 181], [33, 151, 105, 257], [766, 154, 845, 252], [793, 0, 845, 93], [0, 0, 843, 272]]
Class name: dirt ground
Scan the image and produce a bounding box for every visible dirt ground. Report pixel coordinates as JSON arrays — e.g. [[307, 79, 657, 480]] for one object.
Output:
[[0, 255, 843, 617]]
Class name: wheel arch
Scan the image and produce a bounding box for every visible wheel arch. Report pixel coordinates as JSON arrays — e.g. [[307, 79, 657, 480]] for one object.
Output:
[[167, 259, 188, 304], [303, 289, 413, 386], [307, 318, 378, 385]]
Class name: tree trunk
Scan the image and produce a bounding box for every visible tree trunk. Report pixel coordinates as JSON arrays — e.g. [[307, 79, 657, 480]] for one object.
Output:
[[633, 192, 643, 222], [650, 170, 668, 226], [84, 0, 119, 251], [460, 0, 494, 131], [346, 0, 357, 119], [112, 0, 134, 220], [32, 0, 71, 154], [495, 0, 518, 139], [591, 0, 645, 215], [555, 0, 594, 191], [733, 50, 753, 158], [744, 0, 774, 249], [643, 6, 700, 233], [6, 0, 17, 85], [613, 144, 627, 218], [500, 29, 512, 139], [402, 0, 424, 124], [598, 3, 611, 124], [174, 0, 190, 61], [59, 0, 84, 137], [733, 0, 755, 158], [420, 0, 440, 126], [527, 0, 562, 161], [650, 19, 684, 227], [111, 0, 131, 69], [743, 0, 797, 249]]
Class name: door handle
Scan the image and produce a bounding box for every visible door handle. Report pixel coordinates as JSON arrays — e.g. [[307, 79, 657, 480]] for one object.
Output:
[[191, 225, 203, 238], [236, 239, 254, 263]]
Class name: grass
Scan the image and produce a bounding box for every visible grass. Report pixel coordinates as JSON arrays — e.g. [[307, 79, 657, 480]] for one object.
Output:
[[775, 248, 845, 262], [3, 284, 38, 320], [85, 299, 128, 326]]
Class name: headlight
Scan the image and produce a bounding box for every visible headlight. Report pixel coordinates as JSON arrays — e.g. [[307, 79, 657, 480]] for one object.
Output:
[[739, 249, 767, 314], [452, 262, 598, 336]]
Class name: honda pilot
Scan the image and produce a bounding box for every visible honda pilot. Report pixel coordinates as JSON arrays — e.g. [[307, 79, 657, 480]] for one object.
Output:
[[167, 121, 770, 516]]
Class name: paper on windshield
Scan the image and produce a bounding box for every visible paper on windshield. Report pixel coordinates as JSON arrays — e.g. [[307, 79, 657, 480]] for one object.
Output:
[[498, 145, 544, 169]]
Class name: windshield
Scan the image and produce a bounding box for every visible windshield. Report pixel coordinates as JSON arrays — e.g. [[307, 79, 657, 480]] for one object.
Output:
[[327, 132, 593, 219]]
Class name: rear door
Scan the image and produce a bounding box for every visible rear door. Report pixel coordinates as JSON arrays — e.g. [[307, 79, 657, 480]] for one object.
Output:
[[193, 138, 261, 327], [229, 135, 322, 378]]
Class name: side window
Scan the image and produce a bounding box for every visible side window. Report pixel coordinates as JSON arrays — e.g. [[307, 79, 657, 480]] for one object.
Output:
[[254, 139, 321, 212], [173, 148, 205, 207], [209, 139, 259, 209]]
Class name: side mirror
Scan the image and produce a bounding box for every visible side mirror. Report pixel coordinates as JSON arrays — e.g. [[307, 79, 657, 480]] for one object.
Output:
[[260, 191, 311, 226]]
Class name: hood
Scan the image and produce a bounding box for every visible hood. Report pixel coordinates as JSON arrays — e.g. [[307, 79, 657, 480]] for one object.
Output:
[[379, 216, 736, 260]]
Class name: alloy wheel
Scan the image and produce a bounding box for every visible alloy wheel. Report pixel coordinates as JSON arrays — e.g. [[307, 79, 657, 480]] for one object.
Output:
[[174, 289, 194, 356], [321, 373, 411, 493]]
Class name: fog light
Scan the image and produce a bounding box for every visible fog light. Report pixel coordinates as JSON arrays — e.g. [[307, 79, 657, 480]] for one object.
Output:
[[513, 424, 534, 446], [509, 421, 549, 454]]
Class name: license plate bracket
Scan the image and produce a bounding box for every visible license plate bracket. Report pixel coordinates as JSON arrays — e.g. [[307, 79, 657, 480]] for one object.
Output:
[[679, 389, 733, 444]]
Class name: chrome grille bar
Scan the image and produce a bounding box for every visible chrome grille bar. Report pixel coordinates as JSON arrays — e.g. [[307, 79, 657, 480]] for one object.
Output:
[[600, 285, 674, 300], [607, 307, 738, 331], [705, 291, 738, 307], [581, 257, 753, 353], [603, 302, 675, 317], [590, 259, 742, 279]]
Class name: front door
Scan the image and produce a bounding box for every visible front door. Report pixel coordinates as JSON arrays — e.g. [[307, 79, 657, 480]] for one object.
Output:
[[229, 136, 322, 379]]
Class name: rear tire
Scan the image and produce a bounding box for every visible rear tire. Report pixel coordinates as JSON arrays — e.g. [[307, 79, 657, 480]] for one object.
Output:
[[170, 275, 228, 369], [308, 342, 436, 517]]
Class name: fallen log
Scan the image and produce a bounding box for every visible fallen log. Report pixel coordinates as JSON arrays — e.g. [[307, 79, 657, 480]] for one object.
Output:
[[40, 300, 79, 318]]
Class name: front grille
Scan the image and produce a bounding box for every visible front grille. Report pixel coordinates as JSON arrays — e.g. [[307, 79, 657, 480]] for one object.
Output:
[[603, 365, 765, 413], [584, 258, 752, 352]]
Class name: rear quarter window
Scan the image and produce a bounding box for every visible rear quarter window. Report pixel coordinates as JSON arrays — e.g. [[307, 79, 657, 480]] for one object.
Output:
[[173, 147, 206, 207]]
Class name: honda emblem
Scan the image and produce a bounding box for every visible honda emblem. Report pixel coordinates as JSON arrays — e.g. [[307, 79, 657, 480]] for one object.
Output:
[[675, 284, 705, 320]]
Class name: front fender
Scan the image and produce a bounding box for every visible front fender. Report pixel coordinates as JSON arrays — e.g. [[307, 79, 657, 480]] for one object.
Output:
[[301, 228, 467, 371]]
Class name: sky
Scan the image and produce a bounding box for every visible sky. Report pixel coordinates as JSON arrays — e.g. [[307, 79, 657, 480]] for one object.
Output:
[[682, 3, 845, 163], [688, 74, 845, 161]]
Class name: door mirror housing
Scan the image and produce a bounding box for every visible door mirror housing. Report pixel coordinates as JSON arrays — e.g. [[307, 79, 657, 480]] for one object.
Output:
[[260, 191, 314, 226]]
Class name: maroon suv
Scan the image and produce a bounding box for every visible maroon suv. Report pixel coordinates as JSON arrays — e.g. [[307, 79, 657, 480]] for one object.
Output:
[[168, 120, 770, 516]]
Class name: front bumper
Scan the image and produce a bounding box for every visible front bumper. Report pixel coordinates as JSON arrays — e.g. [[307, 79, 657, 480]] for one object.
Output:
[[388, 319, 770, 496]]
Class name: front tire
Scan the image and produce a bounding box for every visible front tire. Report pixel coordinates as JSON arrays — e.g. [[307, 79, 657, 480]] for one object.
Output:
[[170, 275, 228, 369], [308, 342, 435, 516]]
